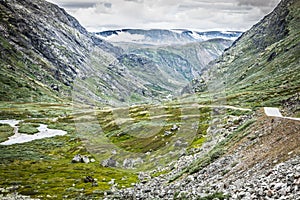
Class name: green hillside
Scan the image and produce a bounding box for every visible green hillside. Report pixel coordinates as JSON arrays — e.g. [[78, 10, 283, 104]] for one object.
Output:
[[197, 0, 300, 111]]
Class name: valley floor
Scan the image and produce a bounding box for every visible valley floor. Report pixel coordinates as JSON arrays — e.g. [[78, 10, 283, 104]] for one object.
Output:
[[0, 102, 299, 199]]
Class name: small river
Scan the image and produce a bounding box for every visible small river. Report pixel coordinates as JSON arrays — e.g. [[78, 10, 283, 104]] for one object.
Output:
[[0, 119, 67, 145]]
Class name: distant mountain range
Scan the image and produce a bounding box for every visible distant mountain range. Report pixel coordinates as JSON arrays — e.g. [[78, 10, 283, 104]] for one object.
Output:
[[96, 29, 242, 45]]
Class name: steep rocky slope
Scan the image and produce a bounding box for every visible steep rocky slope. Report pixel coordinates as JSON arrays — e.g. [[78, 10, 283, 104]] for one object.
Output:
[[0, 0, 121, 102], [198, 0, 300, 109], [107, 111, 300, 199], [0, 1, 167, 104]]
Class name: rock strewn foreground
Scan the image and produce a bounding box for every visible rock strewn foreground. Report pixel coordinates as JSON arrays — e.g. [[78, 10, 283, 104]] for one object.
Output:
[[106, 155, 299, 200]]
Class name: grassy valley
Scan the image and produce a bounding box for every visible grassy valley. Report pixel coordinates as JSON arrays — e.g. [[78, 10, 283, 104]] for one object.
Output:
[[0, 0, 299, 199]]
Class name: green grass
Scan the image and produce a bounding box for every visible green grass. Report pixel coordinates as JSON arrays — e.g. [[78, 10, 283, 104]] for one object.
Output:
[[0, 103, 140, 199], [0, 100, 259, 199], [191, 137, 206, 148], [0, 135, 138, 199], [0, 124, 14, 143], [18, 123, 40, 135]]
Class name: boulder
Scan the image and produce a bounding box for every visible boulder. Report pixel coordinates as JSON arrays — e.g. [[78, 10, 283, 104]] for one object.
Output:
[[82, 155, 90, 164], [72, 154, 91, 164], [84, 176, 94, 183], [171, 124, 179, 131], [101, 157, 118, 167], [72, 154, 82, 163]]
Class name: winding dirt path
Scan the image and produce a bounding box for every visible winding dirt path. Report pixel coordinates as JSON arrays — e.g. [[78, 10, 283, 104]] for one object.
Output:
[[264, 107, 300, 121]]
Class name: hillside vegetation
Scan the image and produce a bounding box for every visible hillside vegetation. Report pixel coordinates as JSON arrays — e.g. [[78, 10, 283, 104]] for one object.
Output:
[[0, 0, 299, 199]]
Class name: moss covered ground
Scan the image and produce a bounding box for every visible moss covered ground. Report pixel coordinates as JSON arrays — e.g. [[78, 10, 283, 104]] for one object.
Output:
[[0, 100, 253, 198]]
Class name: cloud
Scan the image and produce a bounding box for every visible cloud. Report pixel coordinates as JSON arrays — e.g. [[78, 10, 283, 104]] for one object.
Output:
[[123, 0, 144, 3], [48, 0, 281, 32], [237, 0, 279, 7], [58, 2, 96, 9]]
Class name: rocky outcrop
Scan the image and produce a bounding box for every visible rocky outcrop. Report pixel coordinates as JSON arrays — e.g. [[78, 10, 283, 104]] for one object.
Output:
[[0, 0, 123, 102]]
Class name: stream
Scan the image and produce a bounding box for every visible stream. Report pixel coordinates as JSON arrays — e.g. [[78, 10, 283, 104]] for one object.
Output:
[[0, 119, 67, 145]]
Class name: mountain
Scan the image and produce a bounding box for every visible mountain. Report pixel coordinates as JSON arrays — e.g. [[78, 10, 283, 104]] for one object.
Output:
[[195, 0, 300, 109], [103, 0, 300, 198], [0, 1, 170, 104], [0, 0, 234, 105], [0, 0, 125, 103], [0, 0, 299, 199], [128, 39, 232, 92], [96, 29, 242, 46], [96, 29, 236, 95]]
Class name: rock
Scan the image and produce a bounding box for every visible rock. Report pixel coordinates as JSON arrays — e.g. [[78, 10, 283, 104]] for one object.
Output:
[[82, 155, 90, 164], [278, 187, 287, 196], [174, 140, 188, 147], [108, 179, 115, 185], [111, 150, 117, 155], [274, 182, 284, 190], [123, 158, 143, 168], [123, 158, 134, 168], [138, 172, 151, 182], [164, 131, 172, 136], [84, 176, 94, 183], [171, 125, 179, 131], [72, 154, 82, 163], [257, 188, 264, 196], [72, 154, 90, 163], [92, 181, 98, 187], [101, 157, 118, 167], [266, 190, 273, 197], [143, 188, 151, 193], [187, 175, 194, 182], [51, 84, 59, 91]]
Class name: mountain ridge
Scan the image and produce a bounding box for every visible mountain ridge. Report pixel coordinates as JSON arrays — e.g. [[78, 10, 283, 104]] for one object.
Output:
[[96, 29, 242, 46], [195, 0, 300, 108], [0, 0, 299, 199], [0, 0, 233, 105]]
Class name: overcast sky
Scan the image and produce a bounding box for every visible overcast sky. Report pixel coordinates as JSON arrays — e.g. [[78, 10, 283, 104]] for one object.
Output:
[[47, 0, 281, 32]]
